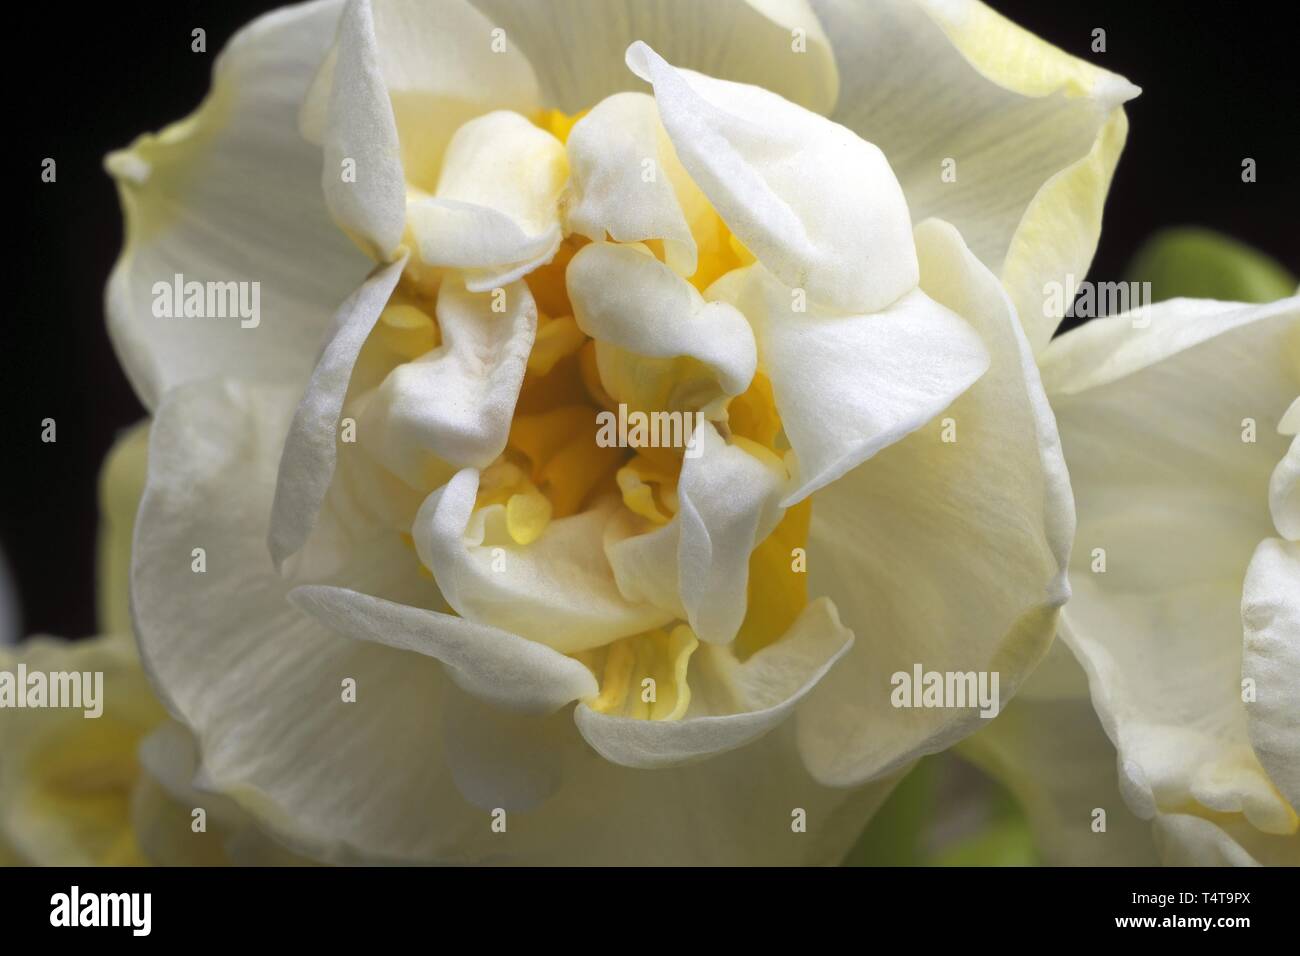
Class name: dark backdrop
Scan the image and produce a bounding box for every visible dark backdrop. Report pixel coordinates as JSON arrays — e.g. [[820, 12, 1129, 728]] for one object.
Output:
[[3, 0, 1297, 638]]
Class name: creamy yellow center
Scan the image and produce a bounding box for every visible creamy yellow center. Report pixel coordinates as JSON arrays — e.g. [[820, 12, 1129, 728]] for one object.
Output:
[[371, 108, 810, 720]]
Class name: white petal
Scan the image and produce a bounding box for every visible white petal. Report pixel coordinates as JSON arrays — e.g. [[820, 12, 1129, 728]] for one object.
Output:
[[133, 378, 492, 864], [605, 425, 787, 643], [575, 597, 852, 768], [407, 111, 566, 291], [1045, 297, 1300, 833], [129, 380, 893, 865], [1152, 813, 1300, 867], [441, 687, 568, 811], [1241, 538, 1300, 812], [360, 276, 536, 487], [812, 0, 1139, 351], [302, 0, 541, 194], [676, 424, 786, 643], [317, 0, 407, 259], [1279, 396, 1300, 435], [269, 256, 407, 567], [796, 219, 1073, 786], [564, 93, 697, 275], [627, 42, 916, 315], [959, 642, 1159, 865], [1269, 433, 1300, 540], [603, 510, 683, 617], [105, 0, 369, 408], [567, 242, 756, 416], [710, 262, 988, 504], [289, 584, 597, 713], [468, 0, 837, 115], [414, 469, 671, 653], [133, 721, 306, 865]]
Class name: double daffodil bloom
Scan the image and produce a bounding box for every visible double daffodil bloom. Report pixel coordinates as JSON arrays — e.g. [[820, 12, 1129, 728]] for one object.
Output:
[[967, 292, 1300, 866], [100, 0, 1136, 864]]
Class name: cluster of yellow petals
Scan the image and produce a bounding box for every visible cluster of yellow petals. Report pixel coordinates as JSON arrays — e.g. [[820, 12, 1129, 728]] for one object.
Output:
[[374, 109, 811, 719]]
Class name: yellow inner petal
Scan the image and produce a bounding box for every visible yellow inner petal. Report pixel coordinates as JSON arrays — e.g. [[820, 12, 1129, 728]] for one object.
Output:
[[578, 625, 698, 720], [360, 108, 814, 723]]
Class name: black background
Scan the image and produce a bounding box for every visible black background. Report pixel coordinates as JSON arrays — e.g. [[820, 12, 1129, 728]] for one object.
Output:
[[3, 0, 1298, 639]]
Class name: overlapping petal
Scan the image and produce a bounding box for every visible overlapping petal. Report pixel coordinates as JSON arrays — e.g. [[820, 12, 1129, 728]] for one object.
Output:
[[567, 242, 757, 418], [468, 0, 837, 115], [563, 94, 699, 275], [1041, 295, 1300, 834], [414, 469, 671, 653], [606, 422, 786, 644], [812, 0, 1139, 352], [796, 219, 1073, 786], [627, 42, 916, 315], [575, 598, 853, 768], [105, 0, 369, 408], [406, 111, 568, 290], [709, 262, 988, 503], [301, 0, 541, 195], [359, 276, 537, 488]]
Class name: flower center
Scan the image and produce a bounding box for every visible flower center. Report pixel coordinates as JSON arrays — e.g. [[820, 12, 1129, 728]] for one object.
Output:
[[359, 107, 814, 720]]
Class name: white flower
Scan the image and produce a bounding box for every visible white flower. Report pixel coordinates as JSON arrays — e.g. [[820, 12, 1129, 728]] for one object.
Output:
[[104, 0, 1134, 864], [964, 294, 1300, 866], [0, 429, 304, 867]]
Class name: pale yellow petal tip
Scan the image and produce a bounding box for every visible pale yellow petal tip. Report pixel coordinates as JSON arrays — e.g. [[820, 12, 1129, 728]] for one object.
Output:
[[104, 150, 151, 185], [920, 0, 1139, 107], [1278, 396, 1300, 436]]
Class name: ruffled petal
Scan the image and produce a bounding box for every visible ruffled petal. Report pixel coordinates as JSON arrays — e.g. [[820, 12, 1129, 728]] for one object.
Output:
[[575, 598, 852, 768], [407, 111, 567, 291], [289, 584, 598, 713], [564, 94, 698, 275], [128, 376, 892, 865], [360, 276, 536, 488], [627, 41, 917, 315], [796, 219, 1072, 786], [812, 0, 1139, 351], [316, 0, 407, 258], [1241, 538, 1300, 812], [1269, 433, 1300, 539], [1153, 813, 1299, 867], [709, 261, 988, 504], [269, 257, 407, 567], [414, 469, 671, 653], [1043, 296, 1300, 834], [301, 0, 541, 194], [958, 641, 1159, 865], [568, 242, 757, 417], [105, 0, 369, 408], [133, 378, 493, 863]]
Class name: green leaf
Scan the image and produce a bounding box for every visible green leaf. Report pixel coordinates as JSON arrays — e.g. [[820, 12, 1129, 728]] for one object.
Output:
[[1124, 227, 1296, 304], [842, 759, 935, 866]]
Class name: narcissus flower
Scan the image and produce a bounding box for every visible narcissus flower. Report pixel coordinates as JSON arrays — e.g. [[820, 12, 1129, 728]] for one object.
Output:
[[103, 0, 1136, 863], [964, 286, 1300, 866]]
